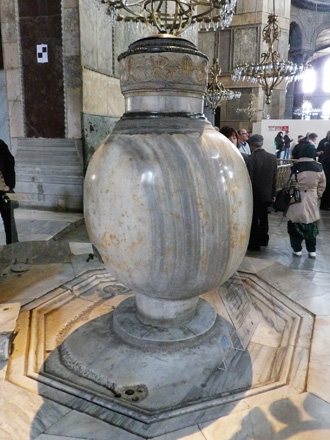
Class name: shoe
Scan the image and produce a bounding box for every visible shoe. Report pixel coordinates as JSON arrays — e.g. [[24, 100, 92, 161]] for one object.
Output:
[[309, 252, 316, 258], [293, 251, 302, 257]]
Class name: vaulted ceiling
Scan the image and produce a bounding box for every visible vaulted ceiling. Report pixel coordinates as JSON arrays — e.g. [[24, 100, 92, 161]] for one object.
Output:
[[292, 0, 330, 11], [291, 0, 330, 62]]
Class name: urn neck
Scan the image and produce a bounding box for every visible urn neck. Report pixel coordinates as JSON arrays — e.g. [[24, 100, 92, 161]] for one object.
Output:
[[125, 93, 204, 114], [118, 35, 209, 114]]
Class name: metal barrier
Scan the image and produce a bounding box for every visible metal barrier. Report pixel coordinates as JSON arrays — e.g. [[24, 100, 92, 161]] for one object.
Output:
[[276, 160, 295, 191], [277, 159, 297, 166]]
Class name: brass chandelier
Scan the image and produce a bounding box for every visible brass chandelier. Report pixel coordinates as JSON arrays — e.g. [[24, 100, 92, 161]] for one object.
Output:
[[99, 0, 237, 36], [205, 58, 241, 113], [231, 12, 311, 104], [236, 92, 257, 122]]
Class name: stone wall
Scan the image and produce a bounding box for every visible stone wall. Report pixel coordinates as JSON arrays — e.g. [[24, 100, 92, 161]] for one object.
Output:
[[0, 0, 83, 211], [79, 0, 148, 163], [0, 0, 82, 140], [0, 70, 10, 145], [197, 0, 292, 129], [1, 0, 25, 139]]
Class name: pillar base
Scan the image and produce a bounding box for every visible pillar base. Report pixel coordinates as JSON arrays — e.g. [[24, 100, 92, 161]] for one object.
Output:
[[114, 296, 216, 347]]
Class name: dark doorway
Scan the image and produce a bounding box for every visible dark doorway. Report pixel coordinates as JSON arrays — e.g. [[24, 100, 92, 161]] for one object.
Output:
[[18, 0, 65, 138]]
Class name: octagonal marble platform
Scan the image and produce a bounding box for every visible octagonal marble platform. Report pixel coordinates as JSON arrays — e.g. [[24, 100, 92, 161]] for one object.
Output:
[[1, 236, 330, 439], [4, 264, 312, 438]]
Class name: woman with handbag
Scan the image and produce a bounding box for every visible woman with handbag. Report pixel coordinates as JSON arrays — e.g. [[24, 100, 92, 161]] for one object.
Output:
[[0, 139, 18, 244], [286, 143, 326, 258]]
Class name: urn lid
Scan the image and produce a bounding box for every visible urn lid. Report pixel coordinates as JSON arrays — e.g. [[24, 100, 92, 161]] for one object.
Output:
[[118, 34, 208, 61], [118, 35, 209, 99]]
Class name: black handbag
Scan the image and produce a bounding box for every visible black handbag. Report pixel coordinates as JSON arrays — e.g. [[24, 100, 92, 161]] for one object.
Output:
[[274, 171, 301, 213], [0, 191, 19, 210], [274, 187, 291, 212]]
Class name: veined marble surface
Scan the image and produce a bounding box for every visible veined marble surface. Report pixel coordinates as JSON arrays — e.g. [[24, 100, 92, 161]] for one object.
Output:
[[84, 121, 252, 303], [84, 36, 252, 329]]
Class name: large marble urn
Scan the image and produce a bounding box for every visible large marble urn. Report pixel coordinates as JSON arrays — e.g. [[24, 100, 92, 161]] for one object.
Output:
[[84, 35, 252, 330]]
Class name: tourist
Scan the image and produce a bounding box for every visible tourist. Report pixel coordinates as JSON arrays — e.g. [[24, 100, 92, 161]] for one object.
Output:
[[237, 128, 251, 156], [316, 129, 330, 162], [219, 125, 239, 145], [290, 135, 304, 158], [286, 143, 326, 258], [283, 130, 293, 160], [292, 133, 317, 160], [220, 126, 250, 166], [0, 139, 18, 244], [320, 141, 330, 211], [304, 133, 318, 158], [274, 131, 285, 158], [247, 134, 277, 251]]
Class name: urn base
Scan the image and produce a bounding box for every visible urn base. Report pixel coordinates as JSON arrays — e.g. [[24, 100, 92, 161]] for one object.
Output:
[[114, 296, 217, 346], [43, 303, 252, 438]]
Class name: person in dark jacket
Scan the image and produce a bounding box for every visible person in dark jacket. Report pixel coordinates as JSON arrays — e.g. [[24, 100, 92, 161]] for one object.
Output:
[[283, 130, 293, 160], [292, 133, 318, 160], [274, 131, 285, 158], [0, 139, 18, 244], [247, 134, 278, 251], [320, 141, 330, 211], [316, 130, 330, 162]]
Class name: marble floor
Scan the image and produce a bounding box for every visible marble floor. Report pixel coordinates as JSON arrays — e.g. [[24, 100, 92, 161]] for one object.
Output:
[[1, 208, 330, 439], [0, 208, 85, 246]]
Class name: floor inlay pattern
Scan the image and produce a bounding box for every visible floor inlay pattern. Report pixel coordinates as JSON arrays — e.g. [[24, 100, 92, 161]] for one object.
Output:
[[5, 268, 314, 437]]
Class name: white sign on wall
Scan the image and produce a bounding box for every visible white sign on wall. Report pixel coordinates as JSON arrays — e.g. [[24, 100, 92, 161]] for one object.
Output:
[[253, 119, 330, 154], [36, 44, 48, 63]]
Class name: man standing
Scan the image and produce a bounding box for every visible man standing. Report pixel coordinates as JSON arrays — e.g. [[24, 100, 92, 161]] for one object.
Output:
[[274, 131, 285, 158], [283, 130, 293, 160], [248, 134, 277, 251], [290, 135, 304, 158], [237, 129, 251, 156], [0, 139, 18, 244], [316, 130, 330, 162]]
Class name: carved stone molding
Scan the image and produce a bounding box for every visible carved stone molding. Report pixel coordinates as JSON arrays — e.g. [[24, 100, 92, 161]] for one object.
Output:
[[120, 53, 208, 94]]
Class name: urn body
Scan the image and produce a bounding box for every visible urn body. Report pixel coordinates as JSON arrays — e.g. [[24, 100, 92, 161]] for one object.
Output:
[[84, 36, 253, 326]]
